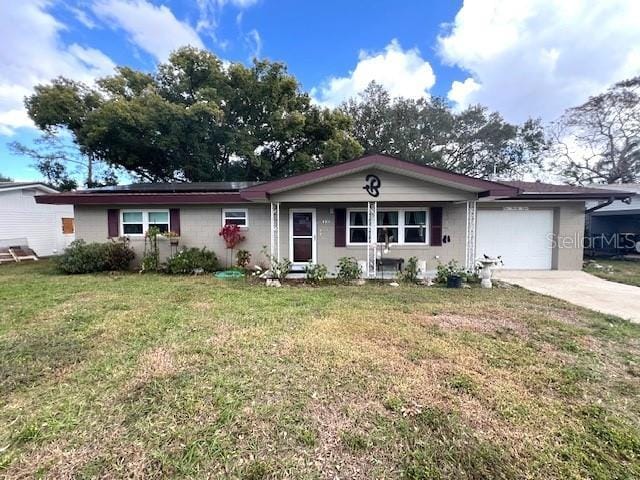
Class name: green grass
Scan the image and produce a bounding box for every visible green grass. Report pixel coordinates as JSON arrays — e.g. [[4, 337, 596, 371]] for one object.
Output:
[[584, 259, 640, 287], [1, 261, 639, 478]]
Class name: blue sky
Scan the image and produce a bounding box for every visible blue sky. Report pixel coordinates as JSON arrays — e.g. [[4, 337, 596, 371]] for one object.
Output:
[[1, 0, 639, 182]]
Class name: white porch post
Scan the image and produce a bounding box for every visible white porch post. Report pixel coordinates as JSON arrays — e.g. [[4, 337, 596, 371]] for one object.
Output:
[[270, 202, 280, 261], [465, 200, 477, 270], [366, 201, 378, 278]]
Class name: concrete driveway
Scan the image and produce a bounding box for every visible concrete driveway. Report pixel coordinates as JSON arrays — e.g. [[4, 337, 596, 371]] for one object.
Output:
[[494, 270, 640, 323]]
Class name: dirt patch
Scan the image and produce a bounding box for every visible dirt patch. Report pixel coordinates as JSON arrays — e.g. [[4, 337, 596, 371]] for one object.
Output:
[[3, 423, 156, 480], [306, 401, 387, 479], [135, 347, 177, 382], [206, 323, 246, 351], [417, 313, 529, 337]]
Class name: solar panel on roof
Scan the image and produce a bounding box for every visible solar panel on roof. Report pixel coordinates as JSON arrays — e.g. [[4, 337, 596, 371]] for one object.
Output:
[[80, 181, 264, 193]]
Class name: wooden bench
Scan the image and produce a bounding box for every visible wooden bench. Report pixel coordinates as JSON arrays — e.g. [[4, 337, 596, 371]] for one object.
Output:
[[377, 257, 404, 272]]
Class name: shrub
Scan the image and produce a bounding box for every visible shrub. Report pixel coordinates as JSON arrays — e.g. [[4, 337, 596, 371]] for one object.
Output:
[[399, 256, 421, 284], [165, 248, 219, 274], [236, 249, 251, 268], [57, 239, 134, 274], [305, 263, 328, 285], [435, 260, 477, 284], [336, 256, 362, 283], [104, 239, 135, 270], [270, 257, 292, 282]]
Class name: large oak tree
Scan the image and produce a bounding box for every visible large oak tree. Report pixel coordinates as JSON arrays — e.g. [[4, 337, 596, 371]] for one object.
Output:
[[24, 47, 362, 182]]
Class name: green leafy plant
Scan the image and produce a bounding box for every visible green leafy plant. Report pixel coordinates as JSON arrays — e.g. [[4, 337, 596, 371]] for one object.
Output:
[[399, 256, 421, 284], [435, 260, 478, 285], [260, 245, 291, 282], [336, 256, 362, 283], [164, 248, 219, 274], [141, 226, 161, 273], [305, 263, 328, 285], [270, 257, 292, 282], [236, 249, 251, 269], [104, 238, 135, 270], [56, 239, 134, 274]]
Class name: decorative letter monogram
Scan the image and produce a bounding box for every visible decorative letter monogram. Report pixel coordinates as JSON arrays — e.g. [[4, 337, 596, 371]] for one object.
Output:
[[363, 174, 381, 197]]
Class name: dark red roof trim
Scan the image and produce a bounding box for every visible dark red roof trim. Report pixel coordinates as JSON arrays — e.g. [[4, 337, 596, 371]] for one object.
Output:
[[501, 193, 633, 201], [35, 192, 248, 205], [240, 154, 520, 199]]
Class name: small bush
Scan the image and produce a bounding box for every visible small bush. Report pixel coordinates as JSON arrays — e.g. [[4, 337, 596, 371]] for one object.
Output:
[[104, 240, 135, 270], [270, 257, 292, 282], [399, 256, 421, 283], [336, 256, 362, 283], [305, 263, 328, 284], [236, 249, 251, 268], [435, 260, 476, 285], [165, 248, 219, 274], [57, 239, 134, 274]]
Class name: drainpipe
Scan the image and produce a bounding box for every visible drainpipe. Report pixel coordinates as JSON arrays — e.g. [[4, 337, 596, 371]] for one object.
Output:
[[585, 197, 615, 215]]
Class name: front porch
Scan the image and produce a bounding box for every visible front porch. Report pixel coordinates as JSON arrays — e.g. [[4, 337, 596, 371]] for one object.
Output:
[[267, 200, 479, 278]]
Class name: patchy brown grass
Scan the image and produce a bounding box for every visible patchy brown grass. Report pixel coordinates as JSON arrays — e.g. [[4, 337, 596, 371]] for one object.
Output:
[[1, 261, 639, 479]]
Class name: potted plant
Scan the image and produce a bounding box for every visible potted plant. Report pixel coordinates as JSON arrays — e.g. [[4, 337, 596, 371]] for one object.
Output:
[[163, 230, 180, 246], [435, 260, 468, 288]]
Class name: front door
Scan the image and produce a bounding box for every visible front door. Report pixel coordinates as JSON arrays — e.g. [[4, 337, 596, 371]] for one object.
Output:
[[290, 209, 316, 267]]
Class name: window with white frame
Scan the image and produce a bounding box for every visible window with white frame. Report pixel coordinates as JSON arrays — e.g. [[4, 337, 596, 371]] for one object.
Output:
[[121, 210, 169, 235], [348, 210, 368, 244], [377, 211, 399, 244], [404, 210, 427, 243], [347, 208, 429, 245], [222, 209, 248, 227]]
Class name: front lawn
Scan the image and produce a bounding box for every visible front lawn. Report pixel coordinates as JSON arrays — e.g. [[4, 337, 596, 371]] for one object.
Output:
[[1, 261, 639, 479], [584, 258, 640, 287]]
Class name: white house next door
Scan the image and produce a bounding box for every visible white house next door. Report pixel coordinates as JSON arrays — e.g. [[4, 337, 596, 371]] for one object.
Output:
[[290, 209, 316, 267]]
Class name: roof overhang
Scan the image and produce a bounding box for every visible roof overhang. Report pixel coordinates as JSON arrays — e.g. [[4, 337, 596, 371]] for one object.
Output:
[[240, 154, 520, 201], [498, 192, 635, 201], [35, 192, 249, 205], [0, 183, 59, 194], [591, 208, 640, 216]]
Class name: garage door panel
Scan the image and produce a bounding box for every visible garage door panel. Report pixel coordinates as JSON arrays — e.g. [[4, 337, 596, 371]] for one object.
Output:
[[476, 209, 553, 270]]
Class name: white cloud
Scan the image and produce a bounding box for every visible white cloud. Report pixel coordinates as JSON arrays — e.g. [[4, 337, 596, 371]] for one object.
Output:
[[447, 77, 480, 109], [312, 39, 436, 107], [245, 29, 262, 59], [0, 0, 115, 135], [68, 6, 97, 29], [93, 0, 204, 60], [438, 0, 640, 122], [196, 0, 258, 37]]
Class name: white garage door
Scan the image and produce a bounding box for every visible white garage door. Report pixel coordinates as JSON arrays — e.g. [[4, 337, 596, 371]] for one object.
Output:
[[476, 209, 554, 270]]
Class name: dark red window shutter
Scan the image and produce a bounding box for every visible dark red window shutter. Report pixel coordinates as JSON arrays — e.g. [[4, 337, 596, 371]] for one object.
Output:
[[107, 209, 119, 238], [430, 207, 443, 246], [169, 208, 181, 235], [335, 208, 346, 247]]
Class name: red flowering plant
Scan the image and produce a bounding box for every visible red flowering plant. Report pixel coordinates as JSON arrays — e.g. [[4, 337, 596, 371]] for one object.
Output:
[[218, 224, 245, 267]]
